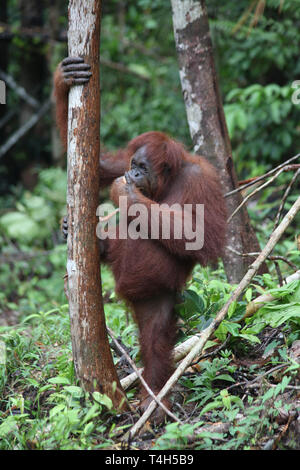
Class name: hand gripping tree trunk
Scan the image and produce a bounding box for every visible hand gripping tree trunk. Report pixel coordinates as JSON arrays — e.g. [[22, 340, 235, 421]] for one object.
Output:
[[170, 0, 266, 283], [67, 0, 125, 410]]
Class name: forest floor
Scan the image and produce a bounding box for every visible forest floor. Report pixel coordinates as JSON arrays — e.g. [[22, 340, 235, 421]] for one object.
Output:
[[1, 272, 300, 450]]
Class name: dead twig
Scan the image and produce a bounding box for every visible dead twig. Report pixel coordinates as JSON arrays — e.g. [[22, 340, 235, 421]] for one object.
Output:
[[0, 22, 67, 42], [0, 250, 51, 263], [0, 68, 40, 109], [227, 167, 285, 223], [227, 364, 287, 392], [107, 326, 182, 424], [0, 99, 51, 159], [273, 167, 300, 229], [99, 208, 119, 223], [225, 154, 300, 198], [238, 164, 300, 187], [0, 109, 17, 130]]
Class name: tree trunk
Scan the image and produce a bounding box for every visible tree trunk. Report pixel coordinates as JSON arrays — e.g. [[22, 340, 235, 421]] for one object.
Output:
[[67, 0, 125, 410], [170, 0, 266, 283]]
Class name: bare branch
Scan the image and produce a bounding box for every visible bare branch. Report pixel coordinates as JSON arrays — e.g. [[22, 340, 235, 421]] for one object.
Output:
[[0, 21, 67, 42]]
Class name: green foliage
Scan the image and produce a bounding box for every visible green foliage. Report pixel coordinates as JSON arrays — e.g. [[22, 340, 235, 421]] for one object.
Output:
[[182, 354, 238, 409], [1, 259, 299, 449], [100, 0, 300, 168], [155, 347, 298, 450], [0, 301, 121, 450], [153, 422, 201, 450], [1, 0, 300, 450], [210, 0, 300, 171], [224, 83, 299, 172], [176, 268, 235, 334], [2, 0, 300, 179]]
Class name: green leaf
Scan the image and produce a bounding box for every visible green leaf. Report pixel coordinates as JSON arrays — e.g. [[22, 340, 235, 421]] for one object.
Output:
[[92, 392, 113, 410], [222, 321, 241, 336], [200, 400, 222, 415], [81, 403, 101, 426], [238, 334, 261, 344], [228, 301, 237, 318], [220, 389, 231, 409], [262, 387, 275, 403], [245, 288, 252, 303], [236, 108, 248, 130]]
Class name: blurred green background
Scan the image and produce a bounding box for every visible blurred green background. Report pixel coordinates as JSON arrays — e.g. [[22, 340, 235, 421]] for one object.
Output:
[[0, 0, 299, 314], [1, 0, 300, 191], [0, 1, 300, 451]]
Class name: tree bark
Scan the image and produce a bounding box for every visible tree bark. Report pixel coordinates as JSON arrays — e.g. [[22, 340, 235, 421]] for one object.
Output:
[[170, 0, 266, 283], [67, 0, 125, 410]]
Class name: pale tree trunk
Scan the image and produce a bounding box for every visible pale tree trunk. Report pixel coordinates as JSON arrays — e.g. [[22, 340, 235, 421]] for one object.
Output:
[[170, 0, 266, 283], [67, 0, 125, 410]]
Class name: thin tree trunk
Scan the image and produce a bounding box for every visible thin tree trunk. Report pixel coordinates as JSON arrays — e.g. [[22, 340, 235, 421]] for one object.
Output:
[[67, 0, 125, 410], [170, 0, 266, 283]]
